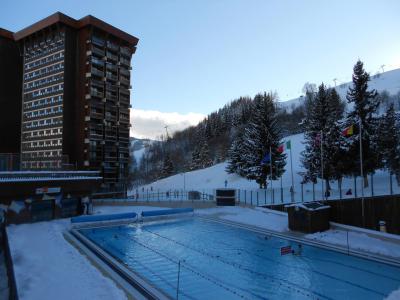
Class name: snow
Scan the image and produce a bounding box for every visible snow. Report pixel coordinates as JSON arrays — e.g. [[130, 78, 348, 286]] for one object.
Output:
[[279, 68, 400, 110], [8, 201, 25, 214], [196, 206, 288, 232], [305, 230, 400, 259], [6, 206, 164, 300], [135, 132, 400, 203], [7, 219, 127, 300]]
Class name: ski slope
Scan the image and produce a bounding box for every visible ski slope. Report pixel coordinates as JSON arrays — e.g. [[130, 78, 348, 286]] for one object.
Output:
[[279, 68, 400, 110], [135, 133, 400, 203]]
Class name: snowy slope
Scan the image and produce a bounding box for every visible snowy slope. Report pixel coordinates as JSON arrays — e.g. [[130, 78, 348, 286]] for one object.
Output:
[[279, 68, 400, 110], [137, 132, 400, 202], [130, 137, 154, 163]]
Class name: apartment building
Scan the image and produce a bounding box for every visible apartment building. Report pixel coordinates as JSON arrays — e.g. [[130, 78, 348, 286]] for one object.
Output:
[[0, 12, 138, 192]]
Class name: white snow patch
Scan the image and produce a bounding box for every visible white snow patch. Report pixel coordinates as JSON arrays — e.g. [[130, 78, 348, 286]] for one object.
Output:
[[8, 201, 25, 214], [305, 230, 400, 259]]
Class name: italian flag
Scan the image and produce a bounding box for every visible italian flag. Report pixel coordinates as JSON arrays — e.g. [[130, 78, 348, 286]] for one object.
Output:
[[342, 125, 354, 137], [277, 140, 291, 153]]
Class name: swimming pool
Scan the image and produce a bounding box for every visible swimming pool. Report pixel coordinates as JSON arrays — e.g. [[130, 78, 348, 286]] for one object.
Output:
[[77, 217, 400, 299]]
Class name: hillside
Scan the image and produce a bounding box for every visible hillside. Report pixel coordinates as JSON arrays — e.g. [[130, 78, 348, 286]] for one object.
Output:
[[134, 132, 400, 203], [279, 68, 400, 110]]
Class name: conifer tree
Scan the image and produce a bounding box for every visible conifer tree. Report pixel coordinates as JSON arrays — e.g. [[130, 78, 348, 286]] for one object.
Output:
[[240, 92, 286, 188], [378, 104, 400, 184], [161, 153, 174, 178], [226, 132, 245, 175], [301, 84, 345, 193], [345, 60, 380, 186]]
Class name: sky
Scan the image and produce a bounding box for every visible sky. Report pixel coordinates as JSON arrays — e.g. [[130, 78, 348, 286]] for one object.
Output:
[[2, 0, 400, 139]]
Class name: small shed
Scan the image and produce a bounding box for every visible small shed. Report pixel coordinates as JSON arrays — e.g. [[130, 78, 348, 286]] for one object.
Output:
[[286, 202, 330, 233], [215, 189, 236, 206]]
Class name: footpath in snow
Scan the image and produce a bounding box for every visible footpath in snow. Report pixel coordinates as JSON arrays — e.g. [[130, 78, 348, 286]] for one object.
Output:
[[6, 205, 400, 300]]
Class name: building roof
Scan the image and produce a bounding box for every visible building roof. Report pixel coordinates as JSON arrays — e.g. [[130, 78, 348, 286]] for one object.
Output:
[[0, 28, 14, 40], [7, 12, 139, 46]]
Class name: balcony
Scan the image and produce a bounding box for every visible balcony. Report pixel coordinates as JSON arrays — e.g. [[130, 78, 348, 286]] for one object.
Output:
[[119, 77, 130, 87], [119, 68, 130, 77], [90, 110, 104, 120], [119, 57, 130, 67], [89, 131, 103, 140], [90, 88, 103, 98], [91, 78, 104, 89], [106, 63, 118, 72], [120, 46, 131, 57], [106, 72, 118, 82], [91, 67, 104, 78], [106, 52, 118, 62], [106, 84, 117, 92], [91, 57, 104, 67], [106, 41, 119, 51], [106, 92, 117, 102], [105, 113, 117, 122], [91, 46, 105, 58], [119, 116, 130, 124], [91, 36, 105, 47], [120, 88, 130, 97]]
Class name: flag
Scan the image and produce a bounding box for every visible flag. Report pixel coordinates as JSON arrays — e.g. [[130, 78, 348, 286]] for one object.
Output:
[[286, 140, 291, 150], [280, 245, 292, 255], [342, 125, 354, 137], [278, 140, 291, 153], [277, 144, 285, 153], [261, 153, 271, 164]]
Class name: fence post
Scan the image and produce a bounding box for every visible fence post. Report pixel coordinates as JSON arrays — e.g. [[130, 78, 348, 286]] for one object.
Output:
[[390, 173, 393, 195], [264, 189, 267, 205], [250, 191, 253, 206], [272, 189, 275, 204], [339, 179, 342, 200], [371, 173, 374, 197], [312, 183, 315, 201], [257, 191, 259, 206], [301, 183, 304, 202], [238, 189, 240, 204], [354, 176, 357, 198], [245, 190, 247, 205]]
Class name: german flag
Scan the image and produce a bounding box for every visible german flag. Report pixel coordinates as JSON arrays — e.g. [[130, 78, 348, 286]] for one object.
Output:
[[342, 125, 354, 137]]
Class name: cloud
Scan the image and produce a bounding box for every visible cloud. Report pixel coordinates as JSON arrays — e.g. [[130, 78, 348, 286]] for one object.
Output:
[[130, 109, 205, 139]]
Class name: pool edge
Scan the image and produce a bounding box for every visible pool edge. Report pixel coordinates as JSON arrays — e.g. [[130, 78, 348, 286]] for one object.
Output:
[[65, 229, 171, 300]]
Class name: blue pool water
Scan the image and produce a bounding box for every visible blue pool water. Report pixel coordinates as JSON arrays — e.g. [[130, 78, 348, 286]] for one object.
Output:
[[79, 218, 400, 299]]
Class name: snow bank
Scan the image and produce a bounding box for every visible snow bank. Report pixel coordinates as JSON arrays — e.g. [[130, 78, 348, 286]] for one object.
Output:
[[305, 230, 400, 259], [6, 206, 164, 300], [7, 220, 126, 300]]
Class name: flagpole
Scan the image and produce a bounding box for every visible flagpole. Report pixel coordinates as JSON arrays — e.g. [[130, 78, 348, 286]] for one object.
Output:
[[359, 118, 365, 227], [289, 143, 294, 202], [270, 145, 273, 203], [320, 130, 324, 201]]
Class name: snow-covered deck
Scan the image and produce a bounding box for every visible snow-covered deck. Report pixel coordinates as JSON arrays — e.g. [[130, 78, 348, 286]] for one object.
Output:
[[6, 205, 400, 299]]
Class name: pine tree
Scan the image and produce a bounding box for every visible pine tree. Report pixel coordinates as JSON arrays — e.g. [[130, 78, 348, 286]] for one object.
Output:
[[226, 132, 245, 175], [345, 60, 380, 186], [378, 104, 400, 185], [301, 84, 346, 193], [198, 140, 213, 169], [161, 153, 174, 178], [240, 92, 286, 188]]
